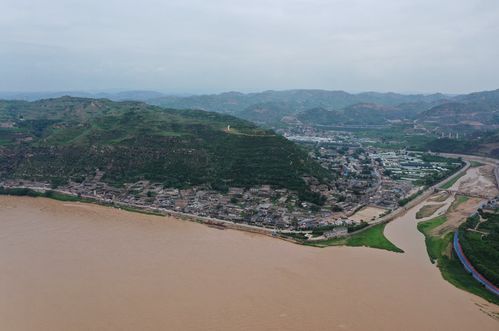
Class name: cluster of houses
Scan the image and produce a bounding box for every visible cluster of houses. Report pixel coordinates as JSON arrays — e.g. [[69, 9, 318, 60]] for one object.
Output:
[[481, 197, 499, 213], [1, 174, 369, 231], [370, 150, 460, 183], [1, 144, 460, 232]]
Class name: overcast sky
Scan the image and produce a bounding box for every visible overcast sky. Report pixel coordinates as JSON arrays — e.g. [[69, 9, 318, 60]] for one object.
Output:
[[1, 0, 498, 94]]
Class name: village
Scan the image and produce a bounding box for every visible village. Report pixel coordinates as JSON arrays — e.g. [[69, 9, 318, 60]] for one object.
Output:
[[0, 134, 462, 237]]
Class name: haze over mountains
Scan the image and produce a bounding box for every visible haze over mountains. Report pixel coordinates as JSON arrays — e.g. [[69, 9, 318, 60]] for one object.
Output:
[[0, 90, 168, 102], [150, 89, 447, 115]]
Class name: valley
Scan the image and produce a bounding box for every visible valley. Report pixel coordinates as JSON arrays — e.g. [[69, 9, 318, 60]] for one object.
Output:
[[0, 92, 498, 311], [3, 2, 498, 330]]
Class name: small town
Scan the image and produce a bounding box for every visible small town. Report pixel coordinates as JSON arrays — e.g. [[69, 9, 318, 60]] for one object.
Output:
[[2, 2, 499, 330], [0, 143, 462, 237]]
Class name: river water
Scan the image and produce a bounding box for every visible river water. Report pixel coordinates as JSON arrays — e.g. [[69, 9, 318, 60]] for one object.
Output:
[[0, 196, 497, 331]]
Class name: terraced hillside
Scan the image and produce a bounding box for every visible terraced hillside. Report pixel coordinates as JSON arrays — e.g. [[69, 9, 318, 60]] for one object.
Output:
[[0, 97, 330, 199]]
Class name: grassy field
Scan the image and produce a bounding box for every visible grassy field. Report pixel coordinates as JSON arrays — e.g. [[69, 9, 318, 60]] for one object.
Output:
[[450, 195, 469, 210], [417, 216, 448, 262], [470, 160, 485, 168], [304, 223, 404, 253], [416, 204, 444, 219], [417, 215, 499, 305], [440, 171, 466, 189]]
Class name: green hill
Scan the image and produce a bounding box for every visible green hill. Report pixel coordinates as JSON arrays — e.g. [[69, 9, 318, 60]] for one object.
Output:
[[0, 97, 330, 199], [459, 211, 499, 287]]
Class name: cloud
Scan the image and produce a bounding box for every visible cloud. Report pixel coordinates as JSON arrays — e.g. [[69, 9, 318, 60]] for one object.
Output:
[[0, 0, 498, 93]]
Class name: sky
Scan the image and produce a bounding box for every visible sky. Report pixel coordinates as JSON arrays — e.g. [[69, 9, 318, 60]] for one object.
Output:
[[1, 0, 498, 94]]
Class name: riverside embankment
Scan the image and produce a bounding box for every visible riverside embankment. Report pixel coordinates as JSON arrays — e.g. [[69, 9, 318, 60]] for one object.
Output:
[[0, 155, 471, 245]]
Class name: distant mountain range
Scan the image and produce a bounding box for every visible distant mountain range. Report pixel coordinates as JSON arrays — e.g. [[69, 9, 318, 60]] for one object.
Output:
[[0, 90, 168, 102], [148, 90, 448, 125], [146, 88, 499, 158], [149, 89, 499, 133], [2, 88, 498, 132]]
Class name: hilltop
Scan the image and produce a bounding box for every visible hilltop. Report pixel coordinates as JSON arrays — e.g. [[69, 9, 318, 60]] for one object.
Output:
[[0, 97, 330, 200], [417, 90, 499, 132]]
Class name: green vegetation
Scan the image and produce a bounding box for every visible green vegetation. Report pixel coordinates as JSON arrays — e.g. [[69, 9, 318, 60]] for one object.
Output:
[[116, 205, 165, 217], [150, 89, 499, 159], [417, 215, 448, 262], [458, 212, 499, 287], [0, 186, 93, 203], [355, 126, 499, 160], [304, 223, 404, 253], [415, 204, 444, 219], [451, 195, 469, 210], [418, 214, 499, 304], [411, 154, 465, 188], [307, 221, 368, 237], [420, 154, 456, 163], [0, 97, 331, 203], [348, 125, 436, 150], [440, 171, 465, 189], [420, 126, 499, 157], [281, 232, 308, 241], [470, 160, 484, 167], [151, 89, 443, 118], [423, 132, 499, 159], [398, 190, 423, 206], [439, 238, 499, 305]]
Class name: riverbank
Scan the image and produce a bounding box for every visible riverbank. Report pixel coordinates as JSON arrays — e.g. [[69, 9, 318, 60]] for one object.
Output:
[[0, 186, 305, 245], [0, 184, 427, 252], [454, 232, 499, 297], [418, 214, 499, 305], [304, 223, 403, 252], [295, 157, 470, 249], [455, 210, 499, 296], [413, 159, 499, 305], [0, 185, 404, 252], [0, 154, 471, 252]]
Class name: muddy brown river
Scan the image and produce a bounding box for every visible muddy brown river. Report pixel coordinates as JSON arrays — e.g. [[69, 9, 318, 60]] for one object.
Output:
[[0, 196, 497, 330]]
